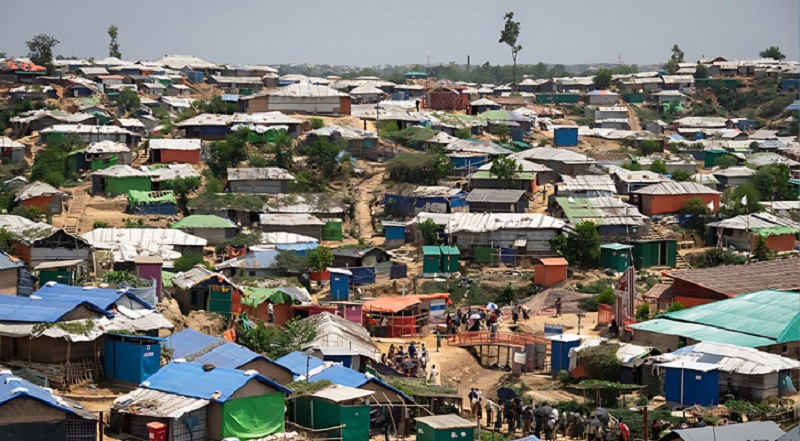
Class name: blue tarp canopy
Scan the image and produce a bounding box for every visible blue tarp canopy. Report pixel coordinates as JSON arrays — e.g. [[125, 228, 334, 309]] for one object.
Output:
[[165, 330, 287, 373], [142, 362, 292, 401], [166, 328, 219, 359], [274, 351, 324, 376], [34, 283, 152, 311], [309, 365, 411, 401], [0, 373, 86, 415], [0, 295, 113, 322], [349, 267, 376, 286]]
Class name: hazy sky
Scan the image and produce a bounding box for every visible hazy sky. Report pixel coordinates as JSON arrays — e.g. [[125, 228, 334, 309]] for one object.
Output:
[[1, 0, 797, 67]]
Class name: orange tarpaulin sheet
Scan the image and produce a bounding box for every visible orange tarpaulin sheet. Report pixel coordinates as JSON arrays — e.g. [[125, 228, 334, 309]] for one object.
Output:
[[223, 327, 236, 342], [363, 296, 421, 313]]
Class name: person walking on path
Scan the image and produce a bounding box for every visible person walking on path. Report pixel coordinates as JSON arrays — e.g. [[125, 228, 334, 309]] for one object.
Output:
[[555, 297, 562, 317]]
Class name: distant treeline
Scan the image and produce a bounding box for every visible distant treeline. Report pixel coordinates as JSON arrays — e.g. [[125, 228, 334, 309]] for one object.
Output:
[[277, 62, 644, 84]]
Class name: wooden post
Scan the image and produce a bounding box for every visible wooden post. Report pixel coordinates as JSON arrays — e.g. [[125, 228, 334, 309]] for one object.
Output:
[[66, 340, 72, 391], [643, 407, 648, 441], [99, 411, 104, 441]]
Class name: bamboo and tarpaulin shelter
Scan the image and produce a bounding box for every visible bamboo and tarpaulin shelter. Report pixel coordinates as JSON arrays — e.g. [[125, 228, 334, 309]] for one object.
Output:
[[241, 286, 312, 325], [362, 294, 450, 337], [291, 385, 373, 441], [127, 190, 177, 215]]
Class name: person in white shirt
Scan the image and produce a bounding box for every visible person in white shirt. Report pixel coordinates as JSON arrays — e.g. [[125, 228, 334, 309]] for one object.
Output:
[[428, 364, 441, 385]]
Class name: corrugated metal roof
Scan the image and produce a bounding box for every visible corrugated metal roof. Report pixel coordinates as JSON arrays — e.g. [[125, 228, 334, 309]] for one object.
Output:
[[708, 212, 800, 232], [476, 158, 550, 173], [40, 124, 133, 135], [466, 189, 525, 204], [258, 213, 325, 226], [260, 232, 319, 245], [560, 175, 616, 193], [667, 260, 800, 297], [267, 83, 348, 97], [712, 166, 756, 178], [82, 228, 207, 247], [227, 167, 294, 181], [312, 384, 374, 402], [511, 147, 594, 164], [149, 138, 202, 151], [631, 181, 720, 195], [306, 124, 376, 140], [445, 139, 513, 156], [15, 181, 65, 201], [114, 387, 208, 418], [653, 342, 800, 375], [86, 140, 130, 154], [265, 193, 345, 214], [444, 212, 565, 233], [95, 165, 148, 178], [415, 414, 475, 429], [301, 312, 380, 360], [170, 266, 233, 290], [630, 319, 776, 348], [0, 136, 25, 148], [670, 421, 784, 441], [215, 249, 279, 271], [0, 214, 54, 236], [555, 196, 647, 227]]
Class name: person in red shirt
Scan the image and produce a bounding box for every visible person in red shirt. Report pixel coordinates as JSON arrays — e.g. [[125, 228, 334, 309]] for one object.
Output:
[[618, 418, 630, 441]]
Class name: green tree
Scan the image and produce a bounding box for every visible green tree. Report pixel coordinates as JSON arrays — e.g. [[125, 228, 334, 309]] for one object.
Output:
[[271, 131, 294, 171], [387, 151, 454, 185], [291, 170, 327, 193], [648, 159, 668, 174], [670, 169, 692, 181], [0, 229, 14, 254], [170, 176, 202, 215], [621, 162, 642, 171], [205, 178, 224, 193], [194, 96, 237, 115], [117, 88, 140, 112], [304, 137, 346, 180], [593, 68, 613, 90], [663, 44, 685, 74], [492, 124, 510, 143], [694, 64, 708, 79], [499, 12, 523, 88], [488, 155, 520, 180], [248, 152, 269, 168], [666, 302, 685, 313], [635, 304, 651, 322], [238, 318, 318, 360], [752, 163, 795, 201], [308, 118, 324, 130], [552, 221, 600, 268], [26, 34, 59, 74], [455, 128, 472, 139], [173, 250, 208, 272], [679, 198, 711, 234], [759, 46, 786, 60], [752, 235, 773, 262], [596, 288, 615, 306], [11, 205, 40, 221], [307, 246, 334, 272], [418, 218, 440, 245], [714, 154, 737, 170], [207, 128, 249, 179], [271, 250, 309, 275], [107, 25, 121, 58], [722, 184, 762, 217]]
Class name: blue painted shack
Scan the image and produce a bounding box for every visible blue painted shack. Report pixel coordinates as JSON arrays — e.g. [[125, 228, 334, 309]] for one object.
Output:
[[547, 334, 582, 377], [384, 185, 467, 217], [104, 334, 163, 384], [382, 221, 407, 249], [329, 268, 352, 301], [553, 127, 579, 147], [448, 153, 489, 176], [663, 360, 720, 406]]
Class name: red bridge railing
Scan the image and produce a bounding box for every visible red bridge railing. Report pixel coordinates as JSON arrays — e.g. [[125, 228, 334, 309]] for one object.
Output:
[[446, 331, 548, 348]]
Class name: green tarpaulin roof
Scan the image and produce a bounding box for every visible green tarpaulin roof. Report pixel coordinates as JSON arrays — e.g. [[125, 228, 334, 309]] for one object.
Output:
[[242, 288, 294, 307], [631, 289, 800, 346], [753, 226, 800, 237], [422, 246, 441, 256], [128, 190, 177, 206], [171, 214, 236, 229], [479, 110, 512, 121]]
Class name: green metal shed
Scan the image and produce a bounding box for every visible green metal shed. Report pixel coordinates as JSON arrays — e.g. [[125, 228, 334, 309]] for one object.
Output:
[[292, 385, 372, 441], [622, 93, 645, 103], [632, 239, 677, 269], [322, 219, 344, 241], [422, 246, 442, 274], [704, 149, 729, 169], [439, 246, 460, 273], [105, 176, 152, 196], [415, 414, 475, 441], [599, 243, 633, 273]]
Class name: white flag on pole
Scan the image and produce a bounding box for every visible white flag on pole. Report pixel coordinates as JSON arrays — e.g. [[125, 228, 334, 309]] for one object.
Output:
[[707, 200, 714, 210], [741, 195, 748, 205]]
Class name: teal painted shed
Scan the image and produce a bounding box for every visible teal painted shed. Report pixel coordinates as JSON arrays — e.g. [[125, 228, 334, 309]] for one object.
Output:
[[439, 246, 460, 273], [415, 415, 475, 441], [422, 246, 441, 274], [599, 243, 633, 273]]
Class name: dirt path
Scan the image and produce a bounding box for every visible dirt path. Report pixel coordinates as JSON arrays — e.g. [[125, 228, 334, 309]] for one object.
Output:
[[61, 183, 91, 234], [354, 166, 385, 243], [626, 103, 642, 131]]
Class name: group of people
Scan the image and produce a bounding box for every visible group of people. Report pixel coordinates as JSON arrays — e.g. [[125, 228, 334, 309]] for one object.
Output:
[[380, 342, 429, 378], [443, 307, 504, 335], [468, 399, 633, 441]]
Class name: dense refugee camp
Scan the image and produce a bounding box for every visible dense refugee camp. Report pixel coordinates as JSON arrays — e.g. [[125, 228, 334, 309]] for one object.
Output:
[[1, 0, 800, 440]]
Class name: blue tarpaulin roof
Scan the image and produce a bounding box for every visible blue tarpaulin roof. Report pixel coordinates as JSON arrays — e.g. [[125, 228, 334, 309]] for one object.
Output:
[[274, 351, 324, 376], [33, 283, 152, 311], [0, 372, 82, 415], [0, 295, 113, 322], [349, 267, 376, 286], [0, 251, 24, 270], [142, 362, 291, 401], [166, 329, 220, 359], [166, 330, 291, 374], [309, 365, 411, 401]]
